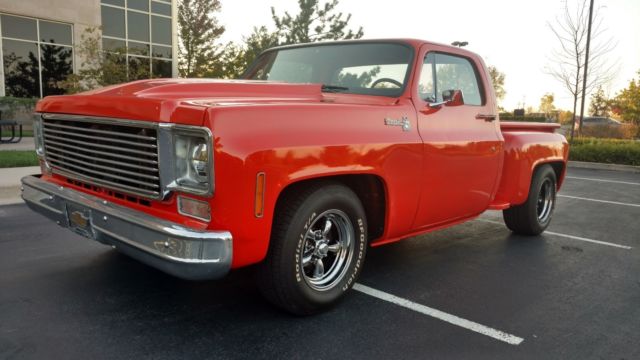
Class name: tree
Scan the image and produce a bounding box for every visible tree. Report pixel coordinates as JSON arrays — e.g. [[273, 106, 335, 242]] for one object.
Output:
[[59, 27, 148, 94], [488, 65, 506, 105], [271, 0, 363, 45], [178, 0, 225, 77], [546, 0, 617, 139], [217, 0, 364, 79], [539, 93, 556, 117], [211, 26, 280, 79], [589, 86, 610, 116], [611, 71, 640, 126]]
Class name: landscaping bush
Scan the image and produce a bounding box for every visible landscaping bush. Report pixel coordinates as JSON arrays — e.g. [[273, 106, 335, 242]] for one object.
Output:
[[570, 138, 640, 166], [499, 114, 549, 122], [579, 124, 638, 140]]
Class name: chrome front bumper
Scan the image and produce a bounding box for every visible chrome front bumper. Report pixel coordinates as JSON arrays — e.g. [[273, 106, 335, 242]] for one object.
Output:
[[21, 175, 232, 280]]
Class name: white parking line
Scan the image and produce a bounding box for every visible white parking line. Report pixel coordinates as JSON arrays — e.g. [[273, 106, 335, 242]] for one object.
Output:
[[558, 195, 640, 208], [566, 176, 640, 186], [353, 283, 524, 345], [476, 219, 633, 250]]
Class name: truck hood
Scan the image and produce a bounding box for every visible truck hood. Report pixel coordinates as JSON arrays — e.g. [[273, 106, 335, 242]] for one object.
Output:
[[36, 79, 397, 126]]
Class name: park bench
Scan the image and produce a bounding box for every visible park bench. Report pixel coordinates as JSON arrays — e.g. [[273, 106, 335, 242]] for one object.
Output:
[[0, 110, 23, 144]]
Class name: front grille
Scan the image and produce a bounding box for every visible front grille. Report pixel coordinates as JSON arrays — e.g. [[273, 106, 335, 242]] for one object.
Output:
[[42, 115, 161, 199]]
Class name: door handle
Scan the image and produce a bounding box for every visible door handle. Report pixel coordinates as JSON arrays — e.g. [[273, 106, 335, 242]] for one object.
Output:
[[476, 114, 496, 122]]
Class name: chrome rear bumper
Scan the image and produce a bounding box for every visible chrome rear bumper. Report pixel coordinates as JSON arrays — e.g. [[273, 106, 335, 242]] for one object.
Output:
[[21, 175, 232, 280]]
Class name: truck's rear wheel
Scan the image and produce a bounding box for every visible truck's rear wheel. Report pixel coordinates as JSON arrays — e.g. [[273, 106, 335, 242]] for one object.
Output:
[[258, 183, 367, 315], [503, 164, 557, 235]]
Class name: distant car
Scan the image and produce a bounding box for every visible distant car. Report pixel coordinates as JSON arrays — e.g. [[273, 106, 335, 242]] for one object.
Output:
[[581, 117, 622, 126]]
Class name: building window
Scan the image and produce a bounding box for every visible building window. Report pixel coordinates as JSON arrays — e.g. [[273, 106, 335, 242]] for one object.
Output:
[[101, 0, 174, 79], [1, 14, 73, 98]]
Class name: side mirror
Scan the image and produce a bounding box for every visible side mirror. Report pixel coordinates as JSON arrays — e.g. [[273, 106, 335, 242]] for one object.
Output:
[[442, 89, 464, 106]]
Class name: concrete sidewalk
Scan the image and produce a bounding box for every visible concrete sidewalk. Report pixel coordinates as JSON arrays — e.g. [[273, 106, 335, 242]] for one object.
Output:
[[0, 137, 35, 151], [0, 166, 40, 205]]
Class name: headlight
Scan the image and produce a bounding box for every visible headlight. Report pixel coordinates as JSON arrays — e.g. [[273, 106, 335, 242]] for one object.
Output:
[[172, 130, 212, 195]]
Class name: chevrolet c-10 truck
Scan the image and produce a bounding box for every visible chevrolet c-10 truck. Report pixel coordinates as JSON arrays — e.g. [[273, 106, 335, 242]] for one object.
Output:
[[22, 39, 569, 314]]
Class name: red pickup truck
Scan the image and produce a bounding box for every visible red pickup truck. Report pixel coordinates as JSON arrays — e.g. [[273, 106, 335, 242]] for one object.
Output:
[[22, 39, 568, 314]]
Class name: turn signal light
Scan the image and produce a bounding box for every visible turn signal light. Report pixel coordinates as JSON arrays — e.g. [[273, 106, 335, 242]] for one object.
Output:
[[255, 172, 266, 218], [178, 196, 211, 222]]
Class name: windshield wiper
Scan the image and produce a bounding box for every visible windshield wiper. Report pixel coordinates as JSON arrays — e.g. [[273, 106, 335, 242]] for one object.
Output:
[[321, 84, 350, 93]]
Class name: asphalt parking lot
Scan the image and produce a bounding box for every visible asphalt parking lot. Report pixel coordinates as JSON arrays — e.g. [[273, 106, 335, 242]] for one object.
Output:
[[1, 167, 639, 359]]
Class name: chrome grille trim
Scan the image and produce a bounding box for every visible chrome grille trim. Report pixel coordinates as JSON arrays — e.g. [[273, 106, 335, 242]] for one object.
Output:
[[41, 114, 162, 199]]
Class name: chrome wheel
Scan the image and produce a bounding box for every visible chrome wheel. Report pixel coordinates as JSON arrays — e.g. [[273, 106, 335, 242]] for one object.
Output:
[[301, 209, 354, 291], [537, 178, 554, 223]]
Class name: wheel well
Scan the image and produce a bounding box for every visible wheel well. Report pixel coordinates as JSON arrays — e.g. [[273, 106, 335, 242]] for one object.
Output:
[[274, 175, 387, 241], [539, 161, 566, 187]]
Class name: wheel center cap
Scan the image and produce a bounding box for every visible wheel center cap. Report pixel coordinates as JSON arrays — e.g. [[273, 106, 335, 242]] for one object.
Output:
[[317, 243, 329, 257]]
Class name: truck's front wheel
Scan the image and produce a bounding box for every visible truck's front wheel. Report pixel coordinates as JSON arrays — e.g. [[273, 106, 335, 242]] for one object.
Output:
[[258, 183, 367, 315], [503, 164, 557, 235]]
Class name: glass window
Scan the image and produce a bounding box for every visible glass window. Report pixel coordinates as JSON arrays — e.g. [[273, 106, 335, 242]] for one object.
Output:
[[245, 43, 412, 97], [152, 45, 171, 58], [152, 59, 172, 78], [1, 15, 37, 41], [151, 16, 171, 45], [103, 38, 126, 52], [128, 41, 149, 56], [101, 6, 125, 38], [128, 56, 150, 80], [102, 0, 125, 6], [2, 39, 40, 97], [128, 0, 149, 12], [434, 53, 483, 106], [419, 53, 436, 102], [40, 44, 73, 96], [39, 21, 72, 45], [151, 1, 171, 16], [127, 11, 149, 42]]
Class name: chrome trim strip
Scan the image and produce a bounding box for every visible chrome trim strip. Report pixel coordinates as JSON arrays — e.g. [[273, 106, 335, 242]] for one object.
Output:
[[47, 153, 160, 181], [21, 175, 232, 280], [52, 167, 161, 198], [48, 158, 160, 188], [44, 140, 159, 165], [43, 127, 158, 149], [42, 113, 159, 128], [45, 145, 159, 172], [43, 121, 157, 141], [44, 134, 158, 157]]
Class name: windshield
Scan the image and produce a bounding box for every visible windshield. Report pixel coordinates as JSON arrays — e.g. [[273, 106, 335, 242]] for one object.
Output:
[[243, 42, 413, 97]]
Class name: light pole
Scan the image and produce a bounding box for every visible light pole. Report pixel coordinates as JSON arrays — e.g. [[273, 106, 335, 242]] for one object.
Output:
[[451, 41, 468, 48], [577, 0, 595, 138]]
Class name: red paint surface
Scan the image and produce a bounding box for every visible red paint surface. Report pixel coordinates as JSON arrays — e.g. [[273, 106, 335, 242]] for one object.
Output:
[[35, 39, 569, 269]]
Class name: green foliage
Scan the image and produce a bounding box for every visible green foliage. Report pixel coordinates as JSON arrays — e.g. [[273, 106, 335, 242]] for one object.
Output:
[[539, 93, 555, 115], [0, 151, 38, 168], [216, 0, 363, 79], [271, 0, 363, 44], [611, 71, 640, 126], [209, 26, 280, 79], [589, 86, 610, 117], [59, 28, 148, 93], [178, 0, 225, 77], [499, 113, 548, 122], [569, 138, 640, 166], [488, 66, 505, 103], [0, 97, 38, 119]]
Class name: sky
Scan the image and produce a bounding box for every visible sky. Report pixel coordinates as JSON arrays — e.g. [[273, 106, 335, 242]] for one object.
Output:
[[217, 0, 640, 112]]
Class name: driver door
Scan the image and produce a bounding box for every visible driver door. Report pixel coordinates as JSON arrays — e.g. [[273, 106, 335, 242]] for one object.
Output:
[[411, 45, 503, 229]]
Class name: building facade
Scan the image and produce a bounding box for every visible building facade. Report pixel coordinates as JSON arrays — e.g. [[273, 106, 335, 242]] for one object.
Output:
[[0, 0, 177, 98]]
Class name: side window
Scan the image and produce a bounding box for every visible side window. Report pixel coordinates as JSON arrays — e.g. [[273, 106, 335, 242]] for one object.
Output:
[[418, 53, 436, 102], [419, 52, 484, 106]]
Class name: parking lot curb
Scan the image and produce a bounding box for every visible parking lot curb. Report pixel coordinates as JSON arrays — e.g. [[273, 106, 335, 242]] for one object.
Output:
[[568, 161, 640, 173], [0, 166, 39, 205]]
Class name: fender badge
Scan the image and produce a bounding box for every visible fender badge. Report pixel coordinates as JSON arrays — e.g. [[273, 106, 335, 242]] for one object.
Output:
[[384, 116, 411, 132]]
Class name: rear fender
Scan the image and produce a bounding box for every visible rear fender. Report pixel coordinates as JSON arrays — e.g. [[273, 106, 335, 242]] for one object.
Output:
[[492, 131, 569, 206]]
